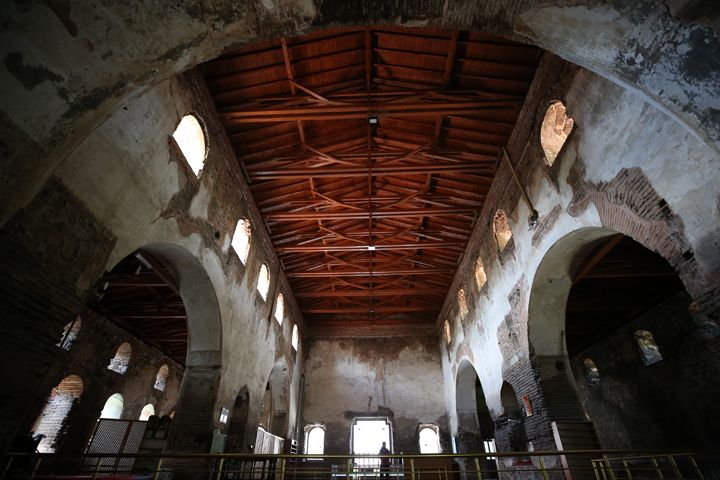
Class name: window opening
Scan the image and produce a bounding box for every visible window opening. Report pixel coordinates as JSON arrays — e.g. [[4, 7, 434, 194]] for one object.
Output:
[[99, 393, 124, 419], [154, 364, 169, 391], [107, 342, 132, 374], [483, 439, 497, 460], [444, 319, 451, 345], [219, 407, 230, 424], [232, 218, 252, 264], [274, 294, 285, 325], [458, 289, 468, 321], [351, 418, 392, 468], [139, 404, 155, 421], [540, 101, 574, 166], [475, 258, 487, 290], [635, 330, 663, 365], [305, 425, 325, 455], [493, 210, 512, 253], [583, 358, 601, 385], [418, 425, 440, 454], [500, 381, 522, 420], [33, 375, 84, 453], [257, 264, 270, 301], [172, 115, 206, 176], [291, 325, 299, 351], [57, 317, 81, 351]]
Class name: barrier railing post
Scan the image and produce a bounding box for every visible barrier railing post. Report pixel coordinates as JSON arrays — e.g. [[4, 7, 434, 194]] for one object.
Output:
[[622, 460, 633, 480], [90, 456, 102, 480], [151, 457, 164, 480], [347, 458, 352, 480], [214, 457, 225, 480], [666, 456, 683, 480], [651, 457, 664, 480], [602, 455, 617, 480], [30, 456, 43, 480], [410, 458, 416, 480], [591, 460, 602, 480], [0, 455, 14, 480], [474, 457, 483, 480], [688, 456, 704, 480], [538, 456, 550, 480]]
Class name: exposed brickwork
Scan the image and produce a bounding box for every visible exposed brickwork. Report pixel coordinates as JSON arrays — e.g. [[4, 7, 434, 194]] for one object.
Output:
[[531, 204, 562, 247]]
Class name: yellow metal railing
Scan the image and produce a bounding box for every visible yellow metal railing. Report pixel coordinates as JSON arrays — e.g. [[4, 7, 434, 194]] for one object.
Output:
[[1, 450, 717, 480]]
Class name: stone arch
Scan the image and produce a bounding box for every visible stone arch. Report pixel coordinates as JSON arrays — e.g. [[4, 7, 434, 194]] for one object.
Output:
[[33, 375, 84, 453], [226, 386, 251, 452], [262, 359, 290, 438], [454, 360, 494, 445]]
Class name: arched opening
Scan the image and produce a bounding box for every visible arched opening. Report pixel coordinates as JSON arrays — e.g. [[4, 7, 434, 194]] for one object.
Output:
[[498, 382, 527, 452], [257, 264, 270, 301], [305, 425, 325, 455], [99, 393, 124, 420], [139, 404, 155, 421], [457, 289, 468, 321], [443, 319, 452, 345], [418, 425, 441, 454], [264, 361, 290, 438], [540, 101, 573, 166], [291, 324, 299, 351], [107, 342, 132, 374], [492, 210, 512, 253], [57, 317, 81, 351], [32, 375, 84, 453], [529, 228, 720, 449], [274, 293, 285, 325], [172, 115, 207, 176], [475, 258, 487, 291], [455, 361, 495, 477], [154, 364, 169, 391], [231, 218, 252, 265], [226, 387, 250, 452]]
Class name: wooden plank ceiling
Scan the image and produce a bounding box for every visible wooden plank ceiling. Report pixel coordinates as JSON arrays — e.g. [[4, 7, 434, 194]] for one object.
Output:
[[201, 27, 541, 333]]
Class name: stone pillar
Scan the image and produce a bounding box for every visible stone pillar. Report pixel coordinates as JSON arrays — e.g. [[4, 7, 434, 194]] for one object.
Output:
[[167, 366, 221, 453]]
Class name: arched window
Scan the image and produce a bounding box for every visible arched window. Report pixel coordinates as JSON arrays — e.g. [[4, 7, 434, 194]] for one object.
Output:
[[305, 425, 325, 455], [493, 210, 512, 253], [457, 289, 468, 321], [99, 393, 124, 419], [232, 218, 252, 264], [635, 330, 663, 365], [33, 375, 84, 453], [154, 364, 169, 391], [500, 381, 522, 420], [475, 258, 487, 290], [291, 324, 299, 351], [419, 425, 441, 454], [583, 358, 601, 385], [443, 319, 451, 345], [107, 342, 132, 374], [257, 264, 270, 301], [274, 293, 285, 325], [57, 317, 81, 350], [139, 404, 155, 421], [540, 101, 574, 166], [172, 114, 207, 176]]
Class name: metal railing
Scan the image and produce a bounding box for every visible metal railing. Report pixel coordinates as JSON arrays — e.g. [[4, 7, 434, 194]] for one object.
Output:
[[2, 450, 718, 480]]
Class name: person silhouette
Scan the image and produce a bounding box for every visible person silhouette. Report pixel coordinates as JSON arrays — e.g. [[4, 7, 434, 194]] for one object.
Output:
[[379, 442, 391, 478]]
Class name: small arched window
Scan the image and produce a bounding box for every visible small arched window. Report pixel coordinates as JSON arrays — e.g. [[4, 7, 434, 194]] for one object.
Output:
[[274, 293, 285, 325], [305, 425, 325, 454], [107, 342, 132, 374], [457, 289, 468, 321], [154, 364, 169, 391], [475, 258, 487, 290], [540, 101, 574, 166], [419, 425, 441, 454], [33, 375, 84, 453], [172, 115, 207, 176], [232, 218, 252, 264], [635, 330, 663, 365], [493, 210, 513, 253], [583, 358, 601, 385], [443, 319, 451, 345], [291, 324, 299, 351], [500, 381, 522, 420], [257, 264, 270, 301], [139, 404, 155, 421], [57, 317, 81, 351], [100, 393, 124, 419]]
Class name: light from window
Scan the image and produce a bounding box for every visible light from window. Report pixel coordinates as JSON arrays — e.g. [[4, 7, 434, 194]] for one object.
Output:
[[107, 342, 132, 374], [154, 364, 169, 391], [583, 358, 601, 385], [305, 426, 325, 455], [274, 294, 285, 325], [493, 210, 512, 253], [291, 324, 299, 351], [100, 393, 124, 419], [635, 330, 663, 365], [475, 258, 487, 290], [219, 407, 230, 424], [457, 289, 468, 321], [172, 115, 206, 176], [483, 439, 497, 460], [139, 404, 155, 421], [540, 101, 573, 166], [57, 317, 81, 351], [33, 375, 84, 453], [257, 264, 270, 301], [232, 218, 252, 264], [419, 426, 441, 453], [444, 319, 451, 345]]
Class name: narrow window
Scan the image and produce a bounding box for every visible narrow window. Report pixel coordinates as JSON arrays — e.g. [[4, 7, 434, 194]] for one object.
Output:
[[219, 407, 230, 424], [139, 404, 155, 421], [419, 425, 441, 454], [493, 210, 512, 253], [444, 319, 451, 345], [33, 375, 84, 452], [57, 317, 82, 351], [99, 393, 124, 419], [154, 364, 169, 391], [107, 342, 132, 374], [291, 324, 299, 351], [475, 258, 487, 290], [274, 293, 285, 325], [172, 115, 207, 176], [305, 425, 325, 455], [457, 289, 468, 321], [583, 358, 601, 385], [635, 330, 663, 365], [540, 101, 574, 166], [257, 264, 270, 301], [232, 218, 252, 264]]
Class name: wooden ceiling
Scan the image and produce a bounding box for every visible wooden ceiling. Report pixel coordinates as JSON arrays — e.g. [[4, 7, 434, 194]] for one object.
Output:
[[201, 27, 541, 332]]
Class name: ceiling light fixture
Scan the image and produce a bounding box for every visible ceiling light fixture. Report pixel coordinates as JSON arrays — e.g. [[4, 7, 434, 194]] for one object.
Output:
[[368, 115, 378, 125], [367, 245, 376, 251]]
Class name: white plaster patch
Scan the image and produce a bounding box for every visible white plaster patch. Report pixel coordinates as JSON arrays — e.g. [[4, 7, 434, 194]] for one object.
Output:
[[189, 183, 210, 219]]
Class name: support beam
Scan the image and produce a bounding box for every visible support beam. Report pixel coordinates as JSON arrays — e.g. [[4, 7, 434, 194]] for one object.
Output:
[[266, 208, 475, 221], [277, 242, 464, 252], [295, 289, 441, 298], [250, 163, 494, 179], [287, 269, 452, 278], [304, 305, 439, 314]]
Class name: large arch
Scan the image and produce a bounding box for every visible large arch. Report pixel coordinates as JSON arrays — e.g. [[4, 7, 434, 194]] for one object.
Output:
[[454, 360, 494, 450], [1, 2, 717, 229]]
